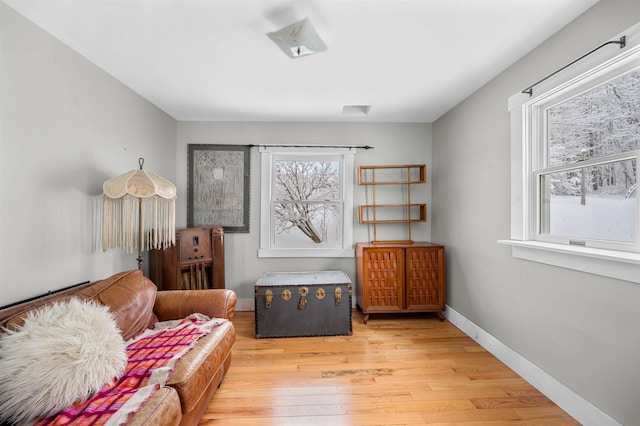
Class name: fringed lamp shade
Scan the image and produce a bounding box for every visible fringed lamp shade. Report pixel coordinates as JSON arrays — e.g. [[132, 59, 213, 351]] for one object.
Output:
[[102, 158, 176, 269]]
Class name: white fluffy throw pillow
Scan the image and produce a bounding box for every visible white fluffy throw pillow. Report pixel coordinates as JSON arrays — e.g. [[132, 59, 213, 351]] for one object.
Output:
[[0, 297, 127, 425]]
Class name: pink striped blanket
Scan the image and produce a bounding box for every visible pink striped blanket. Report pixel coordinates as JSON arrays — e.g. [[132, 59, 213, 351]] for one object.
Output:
[[35, 314, 226, 426]]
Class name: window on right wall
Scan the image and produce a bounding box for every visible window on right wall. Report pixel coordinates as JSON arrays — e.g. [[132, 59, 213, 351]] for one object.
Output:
[[537, 67, 639, 252], [501, 22, 640, 283]]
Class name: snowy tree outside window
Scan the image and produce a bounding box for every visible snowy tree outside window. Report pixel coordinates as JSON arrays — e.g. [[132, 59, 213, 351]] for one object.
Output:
[[259, 147, 354, 258], [535, 66, 640, 250], [273, 159, 342, 245]]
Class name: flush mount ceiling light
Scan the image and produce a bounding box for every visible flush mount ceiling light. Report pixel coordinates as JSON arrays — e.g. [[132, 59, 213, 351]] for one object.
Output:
[[267, 17, 327, 58]]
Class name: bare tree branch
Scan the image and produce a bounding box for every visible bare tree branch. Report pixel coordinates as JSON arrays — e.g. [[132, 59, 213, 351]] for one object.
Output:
[[273, 160, 340, 243]]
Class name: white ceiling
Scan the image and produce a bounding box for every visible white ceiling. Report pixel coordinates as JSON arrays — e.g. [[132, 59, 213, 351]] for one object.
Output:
[[4, 0, 599, 122]]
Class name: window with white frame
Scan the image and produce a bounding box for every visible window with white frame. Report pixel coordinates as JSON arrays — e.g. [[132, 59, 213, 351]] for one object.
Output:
[[536, 66, 639, 251], [501, 23, 640, 283], [259, 147, 354, 257]]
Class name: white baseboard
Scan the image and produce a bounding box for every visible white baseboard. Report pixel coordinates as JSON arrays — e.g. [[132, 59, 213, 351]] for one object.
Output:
[[444, 305, 620, 426]]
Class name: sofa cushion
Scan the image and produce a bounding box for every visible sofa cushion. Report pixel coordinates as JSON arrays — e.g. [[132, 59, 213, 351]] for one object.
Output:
[[76, 270, 159, 340], [126, 387, 182, 426], [166, 320, 236, 413], [0, 298, 127, 425]]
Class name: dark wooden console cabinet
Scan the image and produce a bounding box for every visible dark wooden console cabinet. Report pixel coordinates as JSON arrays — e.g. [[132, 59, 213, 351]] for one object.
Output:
[[355, 242, 445, 323], [149, 227, 225, 290]]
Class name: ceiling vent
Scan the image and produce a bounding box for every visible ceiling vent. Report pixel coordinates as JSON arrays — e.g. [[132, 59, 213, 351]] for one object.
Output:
[[342, 105, 371, 116]]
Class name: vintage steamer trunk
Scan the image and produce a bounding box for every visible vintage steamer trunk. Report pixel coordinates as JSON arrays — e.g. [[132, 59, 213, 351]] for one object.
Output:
[[255, 271, 352, 338]]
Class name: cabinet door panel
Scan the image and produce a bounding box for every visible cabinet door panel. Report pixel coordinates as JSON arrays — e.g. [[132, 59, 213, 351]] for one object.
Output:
[[405, 247, 445, 310], [363, 248, 404, 311]]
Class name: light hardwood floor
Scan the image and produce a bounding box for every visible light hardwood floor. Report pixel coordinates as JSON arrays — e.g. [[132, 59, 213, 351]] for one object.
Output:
[[199, 310, 579, 425]]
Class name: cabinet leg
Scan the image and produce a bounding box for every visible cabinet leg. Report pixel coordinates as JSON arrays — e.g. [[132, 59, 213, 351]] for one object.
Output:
[[436, 311, 445, 322], [363, 314, 369, 324]]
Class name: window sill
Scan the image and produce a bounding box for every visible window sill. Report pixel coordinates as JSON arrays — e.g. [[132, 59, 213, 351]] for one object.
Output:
[[497, 240, 640, 284]]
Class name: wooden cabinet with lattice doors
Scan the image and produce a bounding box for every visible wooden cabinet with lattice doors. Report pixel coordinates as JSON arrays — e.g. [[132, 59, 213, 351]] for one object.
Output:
[[355, 242, 445, 323], [358, 164, 427, 243]]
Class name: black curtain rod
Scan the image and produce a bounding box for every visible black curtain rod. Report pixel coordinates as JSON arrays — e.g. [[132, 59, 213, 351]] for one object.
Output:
[[522, 35, 626, 97], [247, 144, 373, 149]]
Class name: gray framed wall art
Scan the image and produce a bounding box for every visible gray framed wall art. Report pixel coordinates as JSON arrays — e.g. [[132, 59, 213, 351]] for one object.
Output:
[[187, 144, 250, 232]]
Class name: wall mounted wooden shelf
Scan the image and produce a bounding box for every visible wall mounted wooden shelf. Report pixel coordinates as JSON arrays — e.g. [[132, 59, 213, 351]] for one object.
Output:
[[358, 164, 426, 185], [357, 164, 427, 243], [358, 204, 427, 224]]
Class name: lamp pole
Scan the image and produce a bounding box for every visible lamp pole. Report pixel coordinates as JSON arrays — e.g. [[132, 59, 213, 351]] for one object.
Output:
[[137, 197, 143, 270]]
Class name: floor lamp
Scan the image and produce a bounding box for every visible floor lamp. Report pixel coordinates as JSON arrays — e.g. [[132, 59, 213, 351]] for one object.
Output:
[[102, 158, 176, 270]]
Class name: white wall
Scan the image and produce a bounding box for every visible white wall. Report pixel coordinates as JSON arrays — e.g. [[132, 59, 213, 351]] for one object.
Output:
[[176, 122, 432, 308], [0, 2, 177, 305], [432, 0, 640, 424], [0, 1, 433, 309]]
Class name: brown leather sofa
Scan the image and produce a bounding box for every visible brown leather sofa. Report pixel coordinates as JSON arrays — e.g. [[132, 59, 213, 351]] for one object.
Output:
[[0, 270, 237, 426]]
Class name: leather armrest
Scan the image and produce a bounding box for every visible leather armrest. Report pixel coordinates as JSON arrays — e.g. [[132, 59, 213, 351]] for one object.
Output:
[[154, 289, 237, 321]]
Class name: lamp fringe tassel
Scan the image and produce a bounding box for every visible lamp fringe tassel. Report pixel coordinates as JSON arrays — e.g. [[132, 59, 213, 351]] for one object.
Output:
[[102, 194, 176, 253]]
